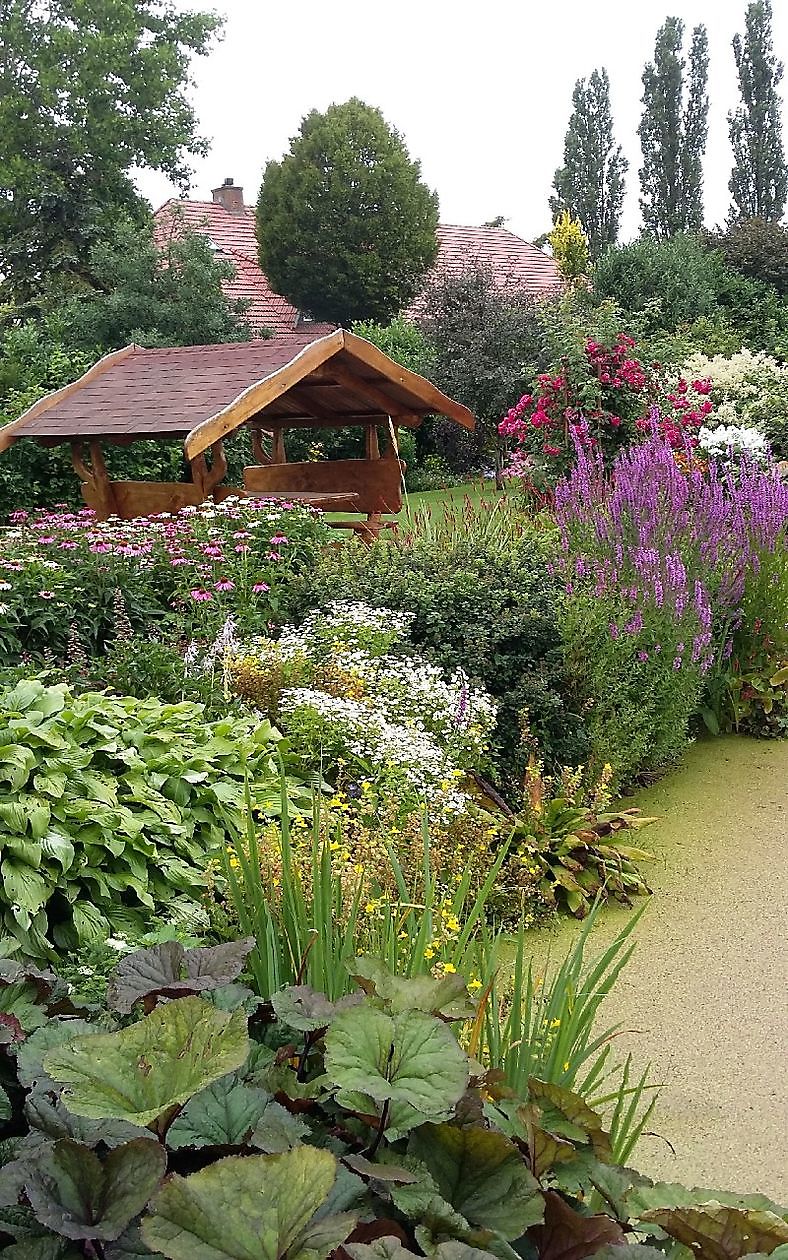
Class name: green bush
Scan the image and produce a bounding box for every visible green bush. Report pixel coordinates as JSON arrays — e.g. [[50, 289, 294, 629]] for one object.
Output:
[[593, 234, 724, 333], [281, 512, 590, 792], [0, 678, 300, 959]]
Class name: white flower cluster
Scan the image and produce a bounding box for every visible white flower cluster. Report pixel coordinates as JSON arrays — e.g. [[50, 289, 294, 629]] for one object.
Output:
[[698, 424, 770, 463], [683, 348, 788, 448], [247, 601, 497, 814], [280, 687, 469, 814]]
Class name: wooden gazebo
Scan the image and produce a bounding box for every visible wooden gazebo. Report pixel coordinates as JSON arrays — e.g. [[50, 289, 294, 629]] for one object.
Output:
[[0, 330, 474, 536]]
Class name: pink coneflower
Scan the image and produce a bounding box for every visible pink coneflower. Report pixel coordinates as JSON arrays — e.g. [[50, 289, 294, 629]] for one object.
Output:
[[232, 530, 250, 540], [234, 544, 250, 553], [170, 557, 189, 567], [37, 535, 55, 545], [266, 551, 282, 562], [90, 543, 111, 554], [251, 581, 270, 594], [189, 588, 213, 602], [9, 510, 28, 523], [38, 590, 55, 600], [270, 533, 288, 546], [214, 578, 235, 592], [59, 541, 78, 550]]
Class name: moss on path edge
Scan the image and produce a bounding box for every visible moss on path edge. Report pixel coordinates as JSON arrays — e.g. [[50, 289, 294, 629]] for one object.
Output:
[[531, 735, 788, 1199]]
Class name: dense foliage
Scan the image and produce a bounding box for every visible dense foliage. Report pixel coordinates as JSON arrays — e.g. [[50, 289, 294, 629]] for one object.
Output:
[[0, 679, 303, 959], [728, 0, 787, 222], [0, 944, 783, 1259], [417, 264, 542, 476], [257, 98, 439, 325], [280, 506, 590, 791], [637, 18, 709, 238], [0, 0, 221, 311]]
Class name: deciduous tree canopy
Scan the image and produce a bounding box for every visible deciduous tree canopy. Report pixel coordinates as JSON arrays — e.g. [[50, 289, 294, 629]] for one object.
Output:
[[0, 0, 222, 311]]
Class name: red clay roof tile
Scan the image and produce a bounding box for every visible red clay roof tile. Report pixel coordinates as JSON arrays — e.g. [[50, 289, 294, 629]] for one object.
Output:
[[154, 198, 561, 334]]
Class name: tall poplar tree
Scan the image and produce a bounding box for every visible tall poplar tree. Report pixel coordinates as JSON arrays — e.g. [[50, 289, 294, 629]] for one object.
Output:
[[728, 0, 787, 222], [550, 68, 627, 259], [638, 18, 709, 237]]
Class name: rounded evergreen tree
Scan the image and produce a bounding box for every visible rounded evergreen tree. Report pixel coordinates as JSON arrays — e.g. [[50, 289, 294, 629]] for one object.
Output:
[[256, 99, 439, 326]]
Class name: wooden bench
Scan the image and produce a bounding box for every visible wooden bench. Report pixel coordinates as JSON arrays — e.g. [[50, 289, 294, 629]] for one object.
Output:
[[243, 457, 404, 540]]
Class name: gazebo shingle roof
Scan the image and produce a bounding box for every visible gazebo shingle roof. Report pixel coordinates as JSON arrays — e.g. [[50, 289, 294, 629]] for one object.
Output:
[[0, 330, 475, 459]]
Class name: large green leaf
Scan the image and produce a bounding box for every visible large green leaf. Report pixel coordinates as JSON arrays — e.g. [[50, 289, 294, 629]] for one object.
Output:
[[166, 1077, 307, 1152], [396, 1125, 543, 1240], [271, 985, 361, 1033], [141, 1146, 356, 1260], [351, 959, 476, 1021], [17, 1019, 102, 1091], [108, 940, 255, 1015], [44, 997, 249, 1125], [3, 1239, 83, 1260], [324, 1005, 469, 1126], [24, 1137, 167, 1242], [346, 1240, 499, 1260], [640, 1205, 788, 1260], [25, 1092, 154, 1151]]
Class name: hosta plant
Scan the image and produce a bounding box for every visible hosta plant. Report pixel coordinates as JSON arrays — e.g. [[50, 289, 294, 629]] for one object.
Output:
[[0, 678, 313, 960], [0, 942, 785, 1260]]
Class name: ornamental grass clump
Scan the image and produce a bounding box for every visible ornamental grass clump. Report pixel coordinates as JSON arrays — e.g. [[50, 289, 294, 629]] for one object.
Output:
[[554, 432, 788, 786]]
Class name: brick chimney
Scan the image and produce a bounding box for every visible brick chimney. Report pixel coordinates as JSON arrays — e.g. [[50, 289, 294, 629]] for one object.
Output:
[[212, 177, 244, 213]]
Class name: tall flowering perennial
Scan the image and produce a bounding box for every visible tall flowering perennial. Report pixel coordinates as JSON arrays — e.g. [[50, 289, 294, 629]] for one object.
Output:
[[0, 496, 332, 658], [556, 433, 788, 662], [553, 432, 788, 785]]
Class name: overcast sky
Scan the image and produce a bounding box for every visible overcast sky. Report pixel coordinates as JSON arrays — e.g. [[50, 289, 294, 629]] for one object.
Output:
[[136, 0, 788, 243]]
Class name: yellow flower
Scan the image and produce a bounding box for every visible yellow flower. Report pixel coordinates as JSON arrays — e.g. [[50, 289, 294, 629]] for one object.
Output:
[[423, 946, 435, 960], [550, 1018, 561, 1029], [441, 963, 457, 974], [445, 916, 461, 934], [468, 978, 482, 992]]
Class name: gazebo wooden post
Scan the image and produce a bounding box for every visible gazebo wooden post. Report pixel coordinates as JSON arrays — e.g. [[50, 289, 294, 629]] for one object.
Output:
[[189, 439, 229, 502], [251, 426, 272, 465], [270, 426, 286, 465], [365, 423, 380, 460], [71, 439, 118, 519]]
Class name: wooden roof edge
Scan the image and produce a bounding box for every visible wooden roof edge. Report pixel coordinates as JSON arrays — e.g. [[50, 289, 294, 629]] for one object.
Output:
[[0, 343, 140, 454], [183, 329, 347, 459], [341, 331, 476, 431]]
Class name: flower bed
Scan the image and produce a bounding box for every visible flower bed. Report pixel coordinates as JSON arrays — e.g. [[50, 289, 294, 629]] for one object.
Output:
[[0, 496, 332, 660]]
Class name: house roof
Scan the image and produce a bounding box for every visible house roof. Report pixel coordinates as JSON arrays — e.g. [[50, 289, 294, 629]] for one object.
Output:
[[154, 197, 561, 335], [155, 200, 335, 336], [433, 224, 561, 293], [0, 330, 475, 459]]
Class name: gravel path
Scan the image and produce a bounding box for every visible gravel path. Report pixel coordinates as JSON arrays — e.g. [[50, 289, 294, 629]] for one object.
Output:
[[536, 735, 788, 1200]]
